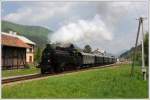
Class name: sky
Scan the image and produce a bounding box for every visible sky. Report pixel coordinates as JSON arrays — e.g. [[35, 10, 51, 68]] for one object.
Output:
[[1, 1, 149, 56]]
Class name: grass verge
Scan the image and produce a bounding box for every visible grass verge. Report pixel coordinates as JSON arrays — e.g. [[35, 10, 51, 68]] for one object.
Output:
[[2, 64, 148, 98], [2, 66, 40, 78]]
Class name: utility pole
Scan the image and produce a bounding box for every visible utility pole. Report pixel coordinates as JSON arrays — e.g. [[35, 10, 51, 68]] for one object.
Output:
[[141, 17, 147, 80], [131, 17, 141, 77], [131, 17, 147, 80]]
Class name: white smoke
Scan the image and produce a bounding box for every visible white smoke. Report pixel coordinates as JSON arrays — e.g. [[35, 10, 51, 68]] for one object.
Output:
[[49, 14, 113, 44]]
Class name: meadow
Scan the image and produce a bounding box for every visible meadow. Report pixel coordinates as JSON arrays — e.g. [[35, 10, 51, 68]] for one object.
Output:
[[2, 64, 148, 98], [2, 66, 40, 78]]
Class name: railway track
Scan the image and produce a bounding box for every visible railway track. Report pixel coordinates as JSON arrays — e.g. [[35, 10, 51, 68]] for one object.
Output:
[[2, 62, 126, 85]]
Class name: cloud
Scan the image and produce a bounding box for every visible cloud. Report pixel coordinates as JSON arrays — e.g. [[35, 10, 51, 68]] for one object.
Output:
[[3, 2, 72, 25], [95, 2, 148, 31], [49, 14, 113, 44], [2, 1, 148, 55], [4, 8, 32, 23]]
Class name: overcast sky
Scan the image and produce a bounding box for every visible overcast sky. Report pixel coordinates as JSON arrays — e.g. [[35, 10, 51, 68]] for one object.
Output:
[[1, 1, 149, 56]]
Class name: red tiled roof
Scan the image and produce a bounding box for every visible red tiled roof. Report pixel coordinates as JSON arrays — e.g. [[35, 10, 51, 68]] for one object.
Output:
[[2, 34, 30, 48]]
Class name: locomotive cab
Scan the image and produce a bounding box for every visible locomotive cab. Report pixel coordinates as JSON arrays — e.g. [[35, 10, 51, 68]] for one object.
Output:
[[39, 44, 55, 74]]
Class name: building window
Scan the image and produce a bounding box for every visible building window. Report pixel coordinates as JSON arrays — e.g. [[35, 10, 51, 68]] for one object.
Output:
[[27, 48, 30, 52], [29, 48, 32, 52], [29, 56, 32, 62]]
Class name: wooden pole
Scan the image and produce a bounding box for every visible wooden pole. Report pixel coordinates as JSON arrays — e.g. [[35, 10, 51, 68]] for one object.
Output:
[[131, 17, 141, 77]]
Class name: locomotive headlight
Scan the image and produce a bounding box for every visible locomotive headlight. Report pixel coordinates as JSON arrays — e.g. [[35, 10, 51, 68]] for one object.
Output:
[[48, 60, 51, 62]]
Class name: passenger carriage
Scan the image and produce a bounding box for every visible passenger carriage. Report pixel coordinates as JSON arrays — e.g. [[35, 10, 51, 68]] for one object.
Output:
[[78, 52, 95, 68]]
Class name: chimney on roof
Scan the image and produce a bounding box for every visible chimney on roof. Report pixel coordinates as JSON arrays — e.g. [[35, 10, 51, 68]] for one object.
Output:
[[13, 32, 17, 35], [9, 31, 17, 35], [9, 31, 13, 34]]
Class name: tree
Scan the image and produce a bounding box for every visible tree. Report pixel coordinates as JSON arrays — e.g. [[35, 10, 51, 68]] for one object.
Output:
[[34, 47, 42, 64], [83, 45, 92, 53], [144, 32, 149, 66], [134, 32, 149, 66]]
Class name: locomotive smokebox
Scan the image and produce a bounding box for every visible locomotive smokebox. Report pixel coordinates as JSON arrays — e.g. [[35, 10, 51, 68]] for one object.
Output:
[[46, 43, 51, 47], [46, 43, 52, 49], [45, 43, 55, 52]]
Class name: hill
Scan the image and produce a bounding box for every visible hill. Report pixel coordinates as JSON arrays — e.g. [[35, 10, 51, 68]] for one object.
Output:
[[119, 45, 141, 59], [119, 45, 142, 64], [120, 32, 148, 65], [1, 20, 53, 48]]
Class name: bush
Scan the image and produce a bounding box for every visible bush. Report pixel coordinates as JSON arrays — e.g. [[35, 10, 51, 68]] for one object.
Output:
[[24, 63, 35, 69], [34, 48, 42, 64], [24, 64, 30, 69]]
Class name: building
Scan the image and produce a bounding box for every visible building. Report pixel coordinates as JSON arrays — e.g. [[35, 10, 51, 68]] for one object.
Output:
[[16, 35, 36, 64], [2, 32, 36, 64], [1, 34, 30, 69], [92, 48, 106, 56]]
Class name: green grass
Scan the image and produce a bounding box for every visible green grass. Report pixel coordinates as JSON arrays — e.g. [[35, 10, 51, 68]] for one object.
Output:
[[2, 66, 40, 78], [2, 64, 148, 98]]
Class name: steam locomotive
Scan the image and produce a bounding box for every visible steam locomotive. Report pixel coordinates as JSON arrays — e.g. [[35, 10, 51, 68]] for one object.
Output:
[[39, 44, 116, 74]]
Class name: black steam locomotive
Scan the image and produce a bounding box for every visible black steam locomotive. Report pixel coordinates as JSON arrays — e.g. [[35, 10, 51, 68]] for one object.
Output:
[[39, 44, 116, 74]]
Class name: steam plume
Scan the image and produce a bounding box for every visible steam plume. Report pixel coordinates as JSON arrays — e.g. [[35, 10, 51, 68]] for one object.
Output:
[[49, 14, 113, 44]]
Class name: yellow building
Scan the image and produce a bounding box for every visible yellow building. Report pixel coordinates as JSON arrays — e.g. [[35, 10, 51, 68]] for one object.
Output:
[[15, 34, 36, 64]]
